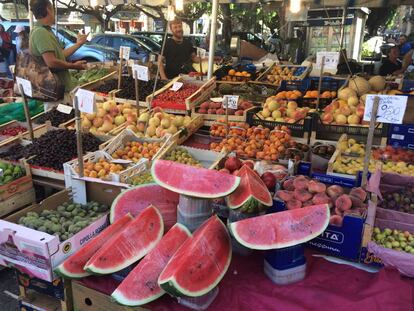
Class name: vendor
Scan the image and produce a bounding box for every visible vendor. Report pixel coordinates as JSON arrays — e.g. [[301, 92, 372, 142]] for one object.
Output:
[[29, 0, 88, 92], [159, 19, 200, 80], [379, 46, 403, 76]]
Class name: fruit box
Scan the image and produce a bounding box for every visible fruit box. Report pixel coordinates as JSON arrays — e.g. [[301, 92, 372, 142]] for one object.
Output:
[[306, 173, 368, 261], [0, 189, 109, 282], [172, 115, 204, 145], [388, 124, 414, 149], [0, 160, 33, 202], [255, 64, 311, 87]]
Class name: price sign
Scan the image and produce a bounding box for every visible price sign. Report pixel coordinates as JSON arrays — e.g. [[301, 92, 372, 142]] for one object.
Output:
[[57, 104, 73, 114], [75, 88, 96, 114], [119, 46, 130, 60], [16, 77, 32, 97], [132, 64, 149, 81], [171, 82, 183, 92], [0, 168, 3, 177], [316, 51, 340, 70], [222, 95, 239, 109], [364, 95, 407, 124]]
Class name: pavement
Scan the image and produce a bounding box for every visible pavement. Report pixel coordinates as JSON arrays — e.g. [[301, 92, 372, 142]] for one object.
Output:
[[0, 268, 19, 311]]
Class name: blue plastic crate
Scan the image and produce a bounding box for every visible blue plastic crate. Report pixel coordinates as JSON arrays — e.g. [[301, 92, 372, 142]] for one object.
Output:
[[401, 79, 414, 92], [265, 245, 306, 270], [388, 124, 414, 149]]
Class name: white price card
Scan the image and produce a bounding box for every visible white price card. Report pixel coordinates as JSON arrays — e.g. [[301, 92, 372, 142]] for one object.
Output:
[[119, 46, 131, 60], [57, 104, 73, 115], [132, 64, 149, 82], [222, 95, 239, 109], [316, 51, 340, 70], [75, 88, 96, 114], [16, 77, 33, 97], [171, 82, 183, 92], [363, 95, 407, 124], [196, 47, 206, 58], [0, 168, 3, 177]]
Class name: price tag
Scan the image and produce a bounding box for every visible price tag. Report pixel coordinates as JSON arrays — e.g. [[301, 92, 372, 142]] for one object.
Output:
[[132, 64, 149, 82], [75, 88, 96, 114], [316, 51, 340, 70], [171, 82, 183, 92], [57, 104, 73, 114], [119, 46, 130, 60], [222, 95, 239, 109], [16, 77, 33, 97], [363, 95, 407, 124], [0, 168, 3, 177]]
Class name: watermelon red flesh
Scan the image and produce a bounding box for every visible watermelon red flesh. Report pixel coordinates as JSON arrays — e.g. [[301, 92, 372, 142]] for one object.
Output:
[[110, 183, 179, 231], [151, 159, 240, 199], [111, 223, 192, 306], [230, 204, 330, 250], [226, 165, 273, 209], [54, 214, 133, 279], [158, 215, 232, 297], [85, 205, 164, 275]]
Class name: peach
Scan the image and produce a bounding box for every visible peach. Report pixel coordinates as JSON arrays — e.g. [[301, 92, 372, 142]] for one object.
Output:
[[330, 215, 343, 227], [312, 192, 332, 206], [326, 185, 344, 200], [308, 180, 327, 193], [293, 176, 309, 190], [349, 187, 367, 201], [339, 106, 352, 116], [322, 113, 334, 124], [335, 194, 353, 211], [347, 114, 360, 125], [287, 101, 298, 110], [283, 179, 295, 191], [294, 189, 313, 202], [334, 114, 347, 125], [287, 199, 302, 210], [276, 190, 294, 202]]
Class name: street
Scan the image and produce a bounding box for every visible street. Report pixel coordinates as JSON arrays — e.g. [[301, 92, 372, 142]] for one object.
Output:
[[0, 268, 19, 311]]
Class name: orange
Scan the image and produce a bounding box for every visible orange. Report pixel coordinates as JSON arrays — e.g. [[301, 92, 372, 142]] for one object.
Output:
[[229, 69, 236, 76], [310, 90, 319, 97]]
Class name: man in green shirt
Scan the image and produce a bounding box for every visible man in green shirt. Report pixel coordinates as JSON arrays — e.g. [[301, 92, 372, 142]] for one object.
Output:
[[29, 0, 88, 92]]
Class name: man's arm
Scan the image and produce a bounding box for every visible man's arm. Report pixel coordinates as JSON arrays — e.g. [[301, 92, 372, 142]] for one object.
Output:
[[42, 52, 86, 70], [158, 54, 168, 80], [63, 33, 88, 58]]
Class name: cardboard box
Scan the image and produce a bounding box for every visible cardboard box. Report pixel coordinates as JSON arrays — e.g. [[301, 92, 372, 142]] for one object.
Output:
[[0, 190, 109, 282]]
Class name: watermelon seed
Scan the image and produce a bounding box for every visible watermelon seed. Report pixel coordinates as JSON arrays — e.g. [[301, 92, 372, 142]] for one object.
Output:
[[145, 281, 157, 291]]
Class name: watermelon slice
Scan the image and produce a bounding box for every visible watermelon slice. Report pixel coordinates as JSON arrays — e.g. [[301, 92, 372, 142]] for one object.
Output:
[[112, 223, 192, 306], [151, 159, 240, 198], [230, 204, 330, 250], [85, 205, 164, 275], [110, 183, 179, 230], [158, 215, 231, 297], [226, 165, 273, 211], [54, 214, 133, 278]]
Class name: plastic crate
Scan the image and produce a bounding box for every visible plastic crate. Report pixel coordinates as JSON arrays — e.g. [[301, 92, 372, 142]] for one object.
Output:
[[279, 79, 310, 93], [401, 79, 414, 92], [301, 77, 348, 110], [311, 113, 389, 144], [246, 106, 312, 139]]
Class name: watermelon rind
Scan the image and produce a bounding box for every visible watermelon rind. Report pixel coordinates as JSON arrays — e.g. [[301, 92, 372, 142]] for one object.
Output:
[[85, 206, 164, 275], [151, 159, 240, 199], [158, 216, 232, 297], [226, 166, 273, 210], [230, 204, 330, 250], [111, 223, 192, 306], [54, 214, 133, 279]]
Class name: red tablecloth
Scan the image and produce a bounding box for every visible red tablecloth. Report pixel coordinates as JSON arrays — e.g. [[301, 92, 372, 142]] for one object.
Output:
[[80, 251, 414, 311]]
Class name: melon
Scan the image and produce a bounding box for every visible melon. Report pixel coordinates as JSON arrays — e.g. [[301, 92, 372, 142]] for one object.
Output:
[[151, 159, 240, 198], [85, 205, 163, 275], [226, 165, 273, 212], [110, 183, 179, 231], [230, 204, 330, 250], [368, 75, 386, 91], [348, 76, 371, 96], [112, 223, 192, 306], [338, 87, 357, 101], [158, 215, 231, 297], [55, 214, 133, 279]]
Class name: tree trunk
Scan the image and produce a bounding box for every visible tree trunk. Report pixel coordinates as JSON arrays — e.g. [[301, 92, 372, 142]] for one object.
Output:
[[220, 3, 232, 51]]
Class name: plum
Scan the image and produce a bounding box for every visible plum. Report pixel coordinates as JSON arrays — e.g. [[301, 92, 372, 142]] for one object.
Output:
[[286, 199, 302, 210], [224, 156, 242, 172], [303, 200, 315, 207], [276, 190, 294, 202], [308, 180, 327, 193], [326, 185, 344, 199], [294, 189, 313, 202], [335, 194, 353, 211]]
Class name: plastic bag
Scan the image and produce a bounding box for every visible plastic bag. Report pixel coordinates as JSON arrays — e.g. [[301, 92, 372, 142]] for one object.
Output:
[[0, 100, 44, 125]]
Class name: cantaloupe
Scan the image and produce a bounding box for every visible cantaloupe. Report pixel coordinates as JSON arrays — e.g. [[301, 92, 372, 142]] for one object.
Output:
[[338, 87, 357, 101], [348, 76, 371, 96], [368, 76, 386, 92]]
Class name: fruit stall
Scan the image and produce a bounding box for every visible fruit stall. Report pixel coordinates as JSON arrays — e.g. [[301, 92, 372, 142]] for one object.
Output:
[[2, 49, 414, 311]]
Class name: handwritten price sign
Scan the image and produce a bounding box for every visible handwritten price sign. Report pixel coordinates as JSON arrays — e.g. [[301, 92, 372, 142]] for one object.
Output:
[[119, 46, 131, 60], [316, 51, 340, 70], [75, 89, 96, 114], [363, 95, 407, 124], [16, 77, 33, 97], [222, 95, 239, 109], [132, 64, 149, 81]]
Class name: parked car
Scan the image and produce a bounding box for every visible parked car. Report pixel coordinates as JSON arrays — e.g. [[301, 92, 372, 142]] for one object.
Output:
[[232, 31, 268, 50], [135, 31, 205, 48], [132, 34, 161, 53], [91, 33, 157, 61], [5, 21, 118, 62]]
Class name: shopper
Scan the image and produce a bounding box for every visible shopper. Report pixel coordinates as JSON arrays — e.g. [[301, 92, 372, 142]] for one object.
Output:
[[29, 0, 88, 92], [14, 25, 29, 55], [159, 19, 199, 80], [0, 24, 12, 76], [379, 46, 403, 76], [398, 34, 412, 57]]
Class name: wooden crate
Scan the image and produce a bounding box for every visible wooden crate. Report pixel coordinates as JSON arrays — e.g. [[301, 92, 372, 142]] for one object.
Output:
[[0, 121, 51, 146], [72, 281, 149, 311], [172, 115, 204, 145], [19, 282, 72, 311], [0, 188, 36, 218], [191, 106, 255, 126], [0, 160, 33, 202]]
